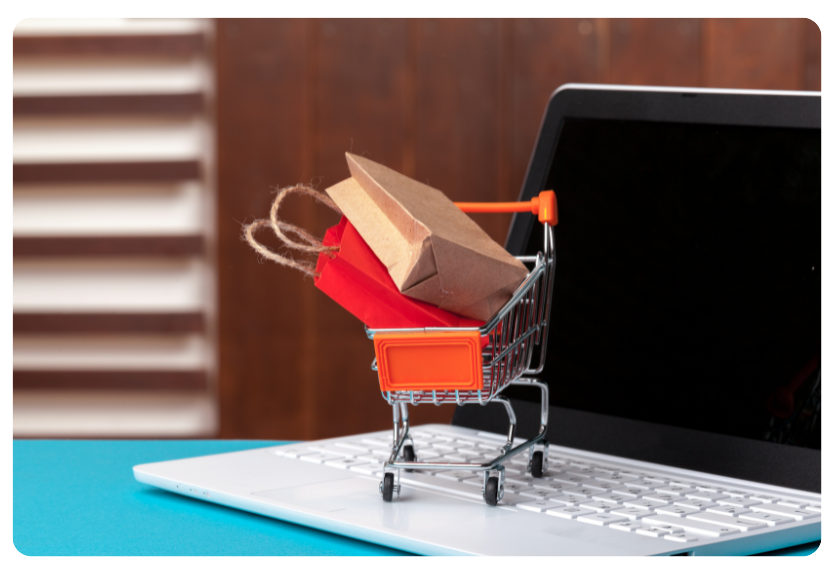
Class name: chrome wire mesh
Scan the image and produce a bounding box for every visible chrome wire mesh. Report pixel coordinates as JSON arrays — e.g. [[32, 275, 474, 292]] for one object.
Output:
[[376, 224, 555, 406]]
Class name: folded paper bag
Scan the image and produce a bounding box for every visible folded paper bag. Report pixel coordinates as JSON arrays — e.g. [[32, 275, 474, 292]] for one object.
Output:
[[314, 216, 484, 330], [326, 153, 529, 321]]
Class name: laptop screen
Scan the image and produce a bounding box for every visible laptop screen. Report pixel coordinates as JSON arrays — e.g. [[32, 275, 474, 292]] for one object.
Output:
[[510, 117, 820, 450]]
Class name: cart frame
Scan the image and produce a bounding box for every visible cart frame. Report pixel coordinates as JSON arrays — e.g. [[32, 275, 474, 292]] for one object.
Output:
[[366, 197, 556, 505]]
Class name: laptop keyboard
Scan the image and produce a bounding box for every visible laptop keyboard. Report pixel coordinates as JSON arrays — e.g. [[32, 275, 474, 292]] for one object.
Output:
[[276, 426, 821, 546]]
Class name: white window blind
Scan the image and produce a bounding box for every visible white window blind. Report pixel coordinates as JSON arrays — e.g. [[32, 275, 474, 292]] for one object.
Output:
[[13, 18, 216, 437]]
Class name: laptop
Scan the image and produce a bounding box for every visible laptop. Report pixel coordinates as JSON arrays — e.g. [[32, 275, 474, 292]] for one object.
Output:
[[134, 84, 821, 556]]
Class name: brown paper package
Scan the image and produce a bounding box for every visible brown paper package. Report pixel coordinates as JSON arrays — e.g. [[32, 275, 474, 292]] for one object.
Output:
[[325, 153, 529, 322]]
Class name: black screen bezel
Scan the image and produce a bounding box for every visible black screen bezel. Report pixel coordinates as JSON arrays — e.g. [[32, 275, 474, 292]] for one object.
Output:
[[455, 85, 821, 493]]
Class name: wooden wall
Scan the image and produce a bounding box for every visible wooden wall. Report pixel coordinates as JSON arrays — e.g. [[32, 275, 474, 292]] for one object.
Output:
[[215, 18, 820, 440]]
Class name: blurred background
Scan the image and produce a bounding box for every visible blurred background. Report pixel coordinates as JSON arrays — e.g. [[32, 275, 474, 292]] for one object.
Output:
[[13, 18, 820, 440]]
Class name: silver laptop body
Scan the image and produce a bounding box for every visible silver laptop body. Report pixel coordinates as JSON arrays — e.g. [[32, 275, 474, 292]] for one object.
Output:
[[135, 85, 821, 555]]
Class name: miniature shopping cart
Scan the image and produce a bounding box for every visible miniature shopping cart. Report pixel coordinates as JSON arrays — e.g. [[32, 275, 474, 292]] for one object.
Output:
[[366, 191, 557, 506]]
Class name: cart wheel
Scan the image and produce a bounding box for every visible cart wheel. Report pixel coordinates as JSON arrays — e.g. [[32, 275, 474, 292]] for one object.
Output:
[[381, 473, 395, 502], [483, 476, 500, 506], [403, 445, 416, 472], [531, 451, 544, 478]]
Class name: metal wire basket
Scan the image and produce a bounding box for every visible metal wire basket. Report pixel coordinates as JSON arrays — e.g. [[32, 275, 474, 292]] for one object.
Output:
[[365, 191, 557, 506]]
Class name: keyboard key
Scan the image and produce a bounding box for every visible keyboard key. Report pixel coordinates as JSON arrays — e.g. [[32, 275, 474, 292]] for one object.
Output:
[[805, 503, 821, 513], [645, 514, 740, 537], [643, 475, 679, 484], [517, 500, 561, 513], [595, 474, 639, 484], [500, 482, 531, 495], [688, 512, 767, 531], [366, 448, 392, 459], [532, 480, 578, 493], [717, 497, 761, 508], [695, 484, 730, 493], [737, 512, 793, 526], [563, 488, 601, 500], [616, 470, 647, 478], [334, 442, 373, 452], [610, 521, 644, 532], [502, 471, 532, 482], [519, 487, 563, 500], [578, 512, 628, 526], [636, 526, 672, 537], [583, 501, 616, 513], [706, 505, 753, 517], [582, 481, 623, 492], [547, 496, 592, 507], [645, 493, 679, 504], [610, 507, 654, 520], [655, 505, 700, 517], [443, 454, 474, 462], [413, 449, 442, 460], [325, 457, 373, 469], [655, 486, 692, 496], [750, 494, 779, 503], [664, 533, 699, 543], [674, 498, 718, 510], [351, 452, 376, 460], [424, 432, 455, 441], [479, 450, 506, 461], [612, 487, 654, 498], [445, 449, 482, 459], [722, 490, 752, 498], [361, 438, 391, 447], [596, 493, 627, 505], [684, 491, 728, 501], [776, 499, 810, 509], [750, 504, 819, 521], [422, 439, 453, 448], [300, 453, 343, 464], [546, 505, 597, 520], [624, 498, 667, 510], [435, 470, 481, 482], [552, 473, 592, 485], [644, 475, 678, 485], [625, 479, 665, 490], [566, 467, 598, 477], [458, 449, 485, 459]]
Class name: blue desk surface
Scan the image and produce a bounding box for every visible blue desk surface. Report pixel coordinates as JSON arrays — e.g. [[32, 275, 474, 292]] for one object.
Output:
[[14, 440, 408, 556], [13, 440, 818, 556]]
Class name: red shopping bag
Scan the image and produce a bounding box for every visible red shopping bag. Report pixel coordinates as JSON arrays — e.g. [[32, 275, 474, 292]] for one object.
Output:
[[314, 217, 484, 329]]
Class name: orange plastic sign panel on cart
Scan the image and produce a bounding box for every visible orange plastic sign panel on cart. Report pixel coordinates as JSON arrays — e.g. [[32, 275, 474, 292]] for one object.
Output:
[[374, 331, 483, 392]]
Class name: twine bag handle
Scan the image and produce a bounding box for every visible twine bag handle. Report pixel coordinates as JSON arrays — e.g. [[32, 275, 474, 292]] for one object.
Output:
[[244, 184, 342, 278]]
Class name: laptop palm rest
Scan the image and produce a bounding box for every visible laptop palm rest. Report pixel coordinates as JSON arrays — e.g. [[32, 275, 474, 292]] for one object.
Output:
[[254, 477, 516, 530]]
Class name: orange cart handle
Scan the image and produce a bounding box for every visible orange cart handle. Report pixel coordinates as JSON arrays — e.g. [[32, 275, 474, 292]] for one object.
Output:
[[455, 190, 557, 226]]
